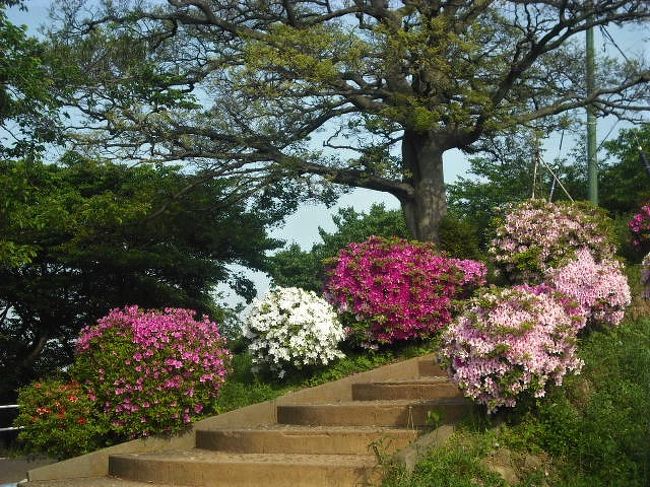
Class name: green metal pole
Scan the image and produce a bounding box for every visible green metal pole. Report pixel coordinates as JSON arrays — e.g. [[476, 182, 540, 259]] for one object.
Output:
[[586, 18, 598, 204]]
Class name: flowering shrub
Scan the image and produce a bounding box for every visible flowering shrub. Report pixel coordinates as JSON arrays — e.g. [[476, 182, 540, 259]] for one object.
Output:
[[547, 249, 631, 327], [489, 200, 614, 283], [243, 287, 345, 379], [74, 306, 230, 439], [440, 286, 583, 413], [324, 236, 487, 345], [15, 380, 106, 459], [629, 204, 650, 250]]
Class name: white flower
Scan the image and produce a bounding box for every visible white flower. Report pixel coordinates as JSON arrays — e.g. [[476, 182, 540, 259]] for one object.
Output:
[[244, 287, 346, 379]]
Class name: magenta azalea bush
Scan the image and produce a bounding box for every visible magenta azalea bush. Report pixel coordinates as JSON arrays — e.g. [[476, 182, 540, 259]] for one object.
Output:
[[546, 249, 631, 327], [441, 286, 584, 413], [629, 203, 650, 250], [489, 199, 614, 283], [74, 306, 230, 439], [324, 236, 487, 346]]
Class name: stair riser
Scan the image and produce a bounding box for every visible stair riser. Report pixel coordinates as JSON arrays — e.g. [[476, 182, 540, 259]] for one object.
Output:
[[109, 456, 380, 487], [277, 402, 470, 427], [417, 360, 447, 378], [196, 429, 418, 454], [352, 383, 462, 401]]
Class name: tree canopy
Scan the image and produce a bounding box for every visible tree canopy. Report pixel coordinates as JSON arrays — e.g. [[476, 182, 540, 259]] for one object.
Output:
[[50, 0, 650, 242], [0, 1, 63, 157], [600, 123, 650, 215], [0, 155, 281, 399]]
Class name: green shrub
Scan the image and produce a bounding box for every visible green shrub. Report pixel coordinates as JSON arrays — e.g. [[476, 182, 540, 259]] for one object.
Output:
[[439, 214, 483, 261], [15, 379, 107, 459]]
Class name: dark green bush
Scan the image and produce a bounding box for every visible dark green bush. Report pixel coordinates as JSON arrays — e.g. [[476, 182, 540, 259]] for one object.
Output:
[[15, 379, 108, 459]]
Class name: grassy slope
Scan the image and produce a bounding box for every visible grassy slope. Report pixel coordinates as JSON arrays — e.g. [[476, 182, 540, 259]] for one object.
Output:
[[383, 278, 650, 487]]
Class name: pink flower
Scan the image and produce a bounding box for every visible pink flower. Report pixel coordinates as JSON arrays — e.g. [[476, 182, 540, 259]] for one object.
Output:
[[324, 236, 486, 345]]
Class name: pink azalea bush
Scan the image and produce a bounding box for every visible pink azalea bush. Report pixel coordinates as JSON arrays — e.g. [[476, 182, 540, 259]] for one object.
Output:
[[324, 236, 487, 346], [546, 249, 631, 327], [440, 286, 584, 413], [74, 306, 230, 439], [489, 199, 614, 283]]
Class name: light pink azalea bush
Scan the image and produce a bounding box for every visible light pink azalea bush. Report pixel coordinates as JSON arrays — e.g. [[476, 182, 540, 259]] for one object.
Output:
[[489, 199, 614, 283], [441, 286, 584, 413], [74, 306, 230, 439], [324, 236, 487, 346], [546, 249, 631, 327]]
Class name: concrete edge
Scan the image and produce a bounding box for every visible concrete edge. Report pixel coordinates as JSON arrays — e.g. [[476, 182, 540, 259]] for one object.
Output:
[[27, 352, 438, 481]]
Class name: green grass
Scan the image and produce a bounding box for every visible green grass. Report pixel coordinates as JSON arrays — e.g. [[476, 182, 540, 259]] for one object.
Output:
[[383, 317, 650, 487]]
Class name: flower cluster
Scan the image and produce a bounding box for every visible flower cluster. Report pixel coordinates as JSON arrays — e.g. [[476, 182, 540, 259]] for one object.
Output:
[[546, 249, 631, 327], [74, 306, 230, 438], [489, 200, 614, 283], [440, 287, 583, 413], [629, 204, 650, 250], [15, 379, 106, 459], [243, 287, 346, 379], [324, 236, 487, 345]]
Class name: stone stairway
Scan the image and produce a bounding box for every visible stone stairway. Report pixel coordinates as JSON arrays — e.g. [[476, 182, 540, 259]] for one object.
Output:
[[102, 359, 469, 487]]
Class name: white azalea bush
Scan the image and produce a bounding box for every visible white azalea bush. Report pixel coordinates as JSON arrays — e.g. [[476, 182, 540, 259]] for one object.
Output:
[[243, 287, 346, 379]]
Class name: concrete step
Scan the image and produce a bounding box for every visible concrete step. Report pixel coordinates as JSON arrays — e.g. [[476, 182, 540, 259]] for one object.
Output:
[[196, 424, 419, 455], [277, 398, 471, 428], [417, 358, 447, 377], [352, 378, 462, 401], [109, 449, 380, 487]]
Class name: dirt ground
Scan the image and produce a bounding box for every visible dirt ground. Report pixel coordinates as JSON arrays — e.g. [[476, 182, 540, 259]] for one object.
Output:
[[0, 458, 55, 485]]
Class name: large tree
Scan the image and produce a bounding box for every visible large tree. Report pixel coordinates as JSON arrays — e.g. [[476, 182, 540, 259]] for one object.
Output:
[[1, 0, 64, 157], [0, 154, 281, 399], [52, 1, 650, 242]]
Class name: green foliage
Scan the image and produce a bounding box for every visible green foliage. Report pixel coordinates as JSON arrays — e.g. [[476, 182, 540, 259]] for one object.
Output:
[[448, 142, 587, 246], [600, 124, 650, 216], [268, 204, 409, 292], [15, 379, 107, 459], [386, 317, 650, 487], [0, 155, 280, 400], [268, 204, 482, 291], [383, 432, 507, 487], [439, 214, 483, 261], [0, 4, 63, 157]]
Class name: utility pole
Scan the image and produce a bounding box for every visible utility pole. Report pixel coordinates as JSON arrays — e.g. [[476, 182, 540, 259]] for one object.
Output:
[[586, 7, 598, 204]]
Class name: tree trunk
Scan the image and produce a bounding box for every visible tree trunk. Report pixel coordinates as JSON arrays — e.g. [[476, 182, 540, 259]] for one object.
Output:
[[400, 130, 447, 243]]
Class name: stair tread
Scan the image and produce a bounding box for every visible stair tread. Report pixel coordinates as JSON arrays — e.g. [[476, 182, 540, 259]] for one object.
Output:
[[197, 424, 420, 433], [356, 377, 451, 385], [27, 478, 178, 487], [111, 449, 377, 466], [279, 398, 468, 407]]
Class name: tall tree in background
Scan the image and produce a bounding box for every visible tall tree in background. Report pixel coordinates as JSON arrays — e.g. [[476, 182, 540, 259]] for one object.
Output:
[[0, 0, 63, 157], [51, 1, 650, 242], [447, 131, 588, 239], [600, 124, 650, 215], [0, 154, 281, 399]]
